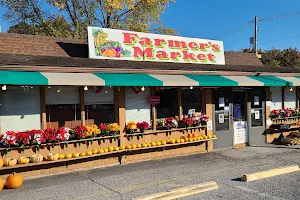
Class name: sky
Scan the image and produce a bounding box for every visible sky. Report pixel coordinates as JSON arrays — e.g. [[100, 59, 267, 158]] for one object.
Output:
[[1, 0, 300, 51]]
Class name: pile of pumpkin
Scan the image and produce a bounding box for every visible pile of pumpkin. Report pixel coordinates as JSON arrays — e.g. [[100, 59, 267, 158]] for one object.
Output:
[[0, 159, 23, 190], [0, 172, 23, 191]]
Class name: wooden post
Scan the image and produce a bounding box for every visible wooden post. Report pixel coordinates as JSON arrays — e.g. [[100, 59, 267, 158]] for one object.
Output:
[[79, 86, 86, 126], [244, 89, 248, 121], [265, 86, 271, 142], [282, 87, 285, 109], [296, 87, 299, 108], [40, 86, 47, 130], [178, 87, 183, 120], [204, 88, 213, 152], [116, 87, 126, 164], [151, 87, 157, 130]]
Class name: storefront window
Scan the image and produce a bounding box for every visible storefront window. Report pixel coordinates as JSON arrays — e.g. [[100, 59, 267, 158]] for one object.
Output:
[[45, 86, 80, 128], [182, 88, 202, 116], [46, 104, 81, 128], [155, 88, 178, 118], [85, 87, 115, 125]]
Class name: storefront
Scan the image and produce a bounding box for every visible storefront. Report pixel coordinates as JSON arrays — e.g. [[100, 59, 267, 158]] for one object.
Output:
[[0, 28, 300, 179]]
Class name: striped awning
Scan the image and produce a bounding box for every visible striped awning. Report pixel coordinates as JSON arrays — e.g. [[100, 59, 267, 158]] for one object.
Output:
[[0, 71, 297, 87]]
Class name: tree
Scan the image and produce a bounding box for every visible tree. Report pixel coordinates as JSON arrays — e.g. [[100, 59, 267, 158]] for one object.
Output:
[[0, 0, 176, 39]]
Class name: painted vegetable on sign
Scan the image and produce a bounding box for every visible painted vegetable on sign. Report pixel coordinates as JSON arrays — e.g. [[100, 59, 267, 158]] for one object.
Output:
[[93, 29, 131, 58]]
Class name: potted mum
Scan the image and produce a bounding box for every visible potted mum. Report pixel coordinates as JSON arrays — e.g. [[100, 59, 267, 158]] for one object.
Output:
[[126, 121, 137, 134], [99, 123, 110, 136], [136, 121, 149, 133]]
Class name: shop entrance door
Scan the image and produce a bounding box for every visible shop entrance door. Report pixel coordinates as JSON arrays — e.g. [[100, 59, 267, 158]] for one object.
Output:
[[213, 88, 233, 149], [247, 88, 266, 145]]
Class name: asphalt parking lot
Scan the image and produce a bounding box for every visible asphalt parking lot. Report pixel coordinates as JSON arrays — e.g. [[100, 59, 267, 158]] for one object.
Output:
[[0, 146, 299, 200]]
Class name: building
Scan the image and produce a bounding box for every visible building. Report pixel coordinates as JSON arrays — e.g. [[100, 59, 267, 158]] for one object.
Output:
[[0, 29, 299, 178]]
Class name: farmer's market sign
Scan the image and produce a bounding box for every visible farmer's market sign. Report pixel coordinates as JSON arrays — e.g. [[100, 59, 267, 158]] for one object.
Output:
[[87, 27, 225, 65]]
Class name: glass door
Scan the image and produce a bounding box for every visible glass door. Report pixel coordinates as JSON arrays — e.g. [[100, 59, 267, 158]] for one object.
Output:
[[247, 87, 266, 145], [213, 87, 233, 149]]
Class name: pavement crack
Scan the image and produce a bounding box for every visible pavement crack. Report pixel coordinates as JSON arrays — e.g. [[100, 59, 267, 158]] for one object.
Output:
[[82, 171, 124, 200]]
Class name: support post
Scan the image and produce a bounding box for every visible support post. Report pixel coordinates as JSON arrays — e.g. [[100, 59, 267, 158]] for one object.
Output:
[[296, 87, 299, 108], [265, 87, 271, 144], [178, 87, 183, 120], [79, 86, 86, 126], [282, 87, 285, 109], [115, 87, 126, 164], [204, 88, 213, 152], [151, 87, 157, 130], [40, 86, 47, 130]]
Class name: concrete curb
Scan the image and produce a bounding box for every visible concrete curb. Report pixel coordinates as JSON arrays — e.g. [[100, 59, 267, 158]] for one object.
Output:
[[134, 181, 218, 200], [241, 165, 300, 182]]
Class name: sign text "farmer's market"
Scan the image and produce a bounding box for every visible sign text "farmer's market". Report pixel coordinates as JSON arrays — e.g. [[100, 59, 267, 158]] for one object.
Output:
[[88, 27, 225, 65]]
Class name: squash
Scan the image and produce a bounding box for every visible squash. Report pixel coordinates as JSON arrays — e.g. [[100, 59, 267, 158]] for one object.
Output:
[[65, 154, 72, 159], [46, 153, 59, 161], [86, 151, 93, 156], [59, 154, 65, 159], [79, 152, 86, 157], [0, 179, 3, 191], [6, 172, 23, 189], [92, 149, 98, 154], [18, 156, 30, 164], [72, 153, 79, 158], [30, 154, 43, 163], [0, 158, 3, 168], [4, 158, 17, 166]]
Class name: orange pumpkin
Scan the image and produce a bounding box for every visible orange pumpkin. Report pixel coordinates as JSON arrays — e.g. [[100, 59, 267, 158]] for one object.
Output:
[[0, 158, 3, 168], [0, 179, 4, 191], [6, 172, 23, 189], [105, 48, 117, 57]]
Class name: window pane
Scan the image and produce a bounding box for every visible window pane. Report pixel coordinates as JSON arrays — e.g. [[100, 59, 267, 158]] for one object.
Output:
[[85, 104, 115, 125], [182, 88, 202, 115], [156, 88, 178, 118]]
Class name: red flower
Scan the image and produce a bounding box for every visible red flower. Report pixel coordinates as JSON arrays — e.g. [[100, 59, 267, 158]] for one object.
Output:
[[16, 131, 30, 145], [137, 121, 149, 131], [44, 128, 57, 142], [99, 123, 108, 131], [74, 126, 87, 139]]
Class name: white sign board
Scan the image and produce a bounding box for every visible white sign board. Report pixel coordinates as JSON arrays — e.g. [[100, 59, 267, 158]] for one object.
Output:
[[233, 121, 248, 144], [207, 120, 213, 131], [88, 27, 225, 65]]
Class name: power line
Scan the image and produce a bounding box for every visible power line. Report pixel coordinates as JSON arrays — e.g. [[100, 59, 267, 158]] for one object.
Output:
[[259, 12, 300, 22], [214, 11, 300, 40], [260, 34, 300, 45], [213, 20, 254, 40]]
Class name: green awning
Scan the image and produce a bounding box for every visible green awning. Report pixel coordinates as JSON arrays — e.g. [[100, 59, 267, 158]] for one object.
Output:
[[248, 76, 292, 86], [94, 73, 163, 86], [186, 75, 239, 86], [0, 71, 48, 85]]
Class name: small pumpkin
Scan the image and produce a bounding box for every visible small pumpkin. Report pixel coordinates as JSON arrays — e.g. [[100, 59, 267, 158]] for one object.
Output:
[[98, 149, 104, 154], [0, 158, 3, 168], [72, 153, 79, 158], [92, 149, 98, 154], [59, 154, 65, 159], [86, 151, 93, 156], [18, 156, 30, 164], [65, 154, 72, 159], [46, 153, 59, 161], [0, 179, 4, 190], [4, 158, 17, 166], [79, 152, 86, 157], [30, 154, 43, 163], [6, 172, 23, 189]]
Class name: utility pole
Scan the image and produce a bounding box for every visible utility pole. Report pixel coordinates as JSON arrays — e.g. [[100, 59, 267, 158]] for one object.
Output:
[[254, 16, 259, 55]]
